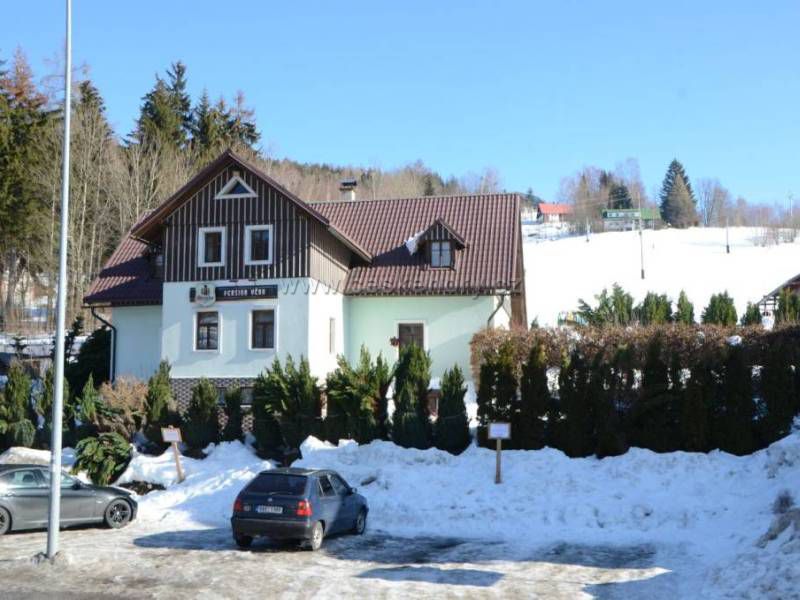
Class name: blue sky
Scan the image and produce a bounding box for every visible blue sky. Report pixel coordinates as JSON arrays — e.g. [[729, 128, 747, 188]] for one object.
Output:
[[2, 1, 799, 203]]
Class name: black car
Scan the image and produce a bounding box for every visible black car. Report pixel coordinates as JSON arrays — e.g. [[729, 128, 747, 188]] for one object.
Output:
[[231, 468, 368, 551], [0, 464, 137, 535]]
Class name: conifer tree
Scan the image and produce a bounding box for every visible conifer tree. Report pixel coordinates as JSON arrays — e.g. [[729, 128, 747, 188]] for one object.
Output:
[[591, 353, 626, 457], [659, 159, 697, 228], [221, 386, 244, 442], [674, 291, 695, 324], [775, 289, 800, 324], [517, 342, 550, 450], [390, 344, 432, 449], [702, 292, 738, 326], [184, 377, 220, 451], [714, 345, 755, 455], [144, 361, 180, 447], [608, 183, 632, 209], [635, 292, 673, 325], [681, 358, 715, 452], [433, 365, 471, 454], [629, 336, 678, 452], [1, 361, 35, 449], [740, 303, 762, 327], [558, 350, 594, 457], [757, 340, 796, 445]]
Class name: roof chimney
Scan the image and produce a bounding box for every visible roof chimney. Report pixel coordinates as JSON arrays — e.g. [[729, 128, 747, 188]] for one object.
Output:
[[339, 179, 357, 201]]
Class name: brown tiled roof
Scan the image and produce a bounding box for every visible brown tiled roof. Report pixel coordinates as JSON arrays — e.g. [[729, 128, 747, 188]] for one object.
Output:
[[83, 236, 162, 306], [313, 193, 522, 295]]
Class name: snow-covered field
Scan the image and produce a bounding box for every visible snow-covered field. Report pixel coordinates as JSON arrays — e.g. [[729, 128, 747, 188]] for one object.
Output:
[[5, 430, 792, 598], [524, 227, 800, 326]]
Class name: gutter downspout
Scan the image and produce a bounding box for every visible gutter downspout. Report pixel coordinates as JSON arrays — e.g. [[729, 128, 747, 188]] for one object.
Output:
[[487, 292, 509, 327], [90, 306, 116, 383]]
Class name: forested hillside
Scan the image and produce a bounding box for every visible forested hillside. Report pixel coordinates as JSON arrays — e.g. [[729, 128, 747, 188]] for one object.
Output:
[[0, 52, 499, 329]]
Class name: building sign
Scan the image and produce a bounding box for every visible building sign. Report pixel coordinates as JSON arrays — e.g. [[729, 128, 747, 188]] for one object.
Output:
[[488, 422, 511, 440], [190, 284, 278, 304]]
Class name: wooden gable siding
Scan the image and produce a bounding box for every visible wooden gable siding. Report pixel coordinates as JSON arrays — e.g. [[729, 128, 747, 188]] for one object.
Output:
[[419, 221, 457, 245], [163, 164, 311, 282], [308, 220, 351, 290]]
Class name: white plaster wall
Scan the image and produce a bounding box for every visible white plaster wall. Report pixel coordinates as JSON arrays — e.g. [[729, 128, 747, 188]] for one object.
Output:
[[306, 280, 344, 379], [113, 305, 162, 381], [161, 279, 310, 379], [490, 295, 512, 329]]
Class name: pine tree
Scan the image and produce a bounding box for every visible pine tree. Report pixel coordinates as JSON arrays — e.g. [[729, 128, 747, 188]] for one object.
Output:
[[135, 61, 192, 148], [659, 159, 697, 228], [1, 360, 34, 449], [516, 342, 550, 450], [433, 365, 471, 454], [675, 290, 695, 324], [775, 289, 800, 324], [391, 344, 432, 448], [608, 183, 632, 209], [702, 292, 738, 326], [144, 361, 180, 447]]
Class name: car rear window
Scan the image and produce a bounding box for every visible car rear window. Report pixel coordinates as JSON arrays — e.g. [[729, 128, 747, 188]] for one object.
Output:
[[247, 474, 307, 496]]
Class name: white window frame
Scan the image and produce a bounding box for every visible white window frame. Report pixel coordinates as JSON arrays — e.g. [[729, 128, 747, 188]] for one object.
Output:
[[430, 240, 453, 268], [215, 174, 257, 200], [395, 320, 428, 356], [248, 306, 278, 352], [198, 226, 226, 267], [193, 310, 221, 353], [244, 224, 274, 266]]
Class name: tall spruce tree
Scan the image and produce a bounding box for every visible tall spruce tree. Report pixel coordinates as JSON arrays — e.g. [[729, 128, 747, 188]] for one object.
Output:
[[391, 344, 432, 449], [701, 292, 738, 326], [675, 290, 695, 324], [635, 292, 673, 325], [659, 159, 697, 228], [433, 365, 471, 454], [608, 183, 633, 209]]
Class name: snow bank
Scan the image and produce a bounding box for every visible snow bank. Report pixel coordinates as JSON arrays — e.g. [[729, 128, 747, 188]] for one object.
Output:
[[525, 227, 800, 326], [120, 442, 274, 529], [0, 446, 77, 468]]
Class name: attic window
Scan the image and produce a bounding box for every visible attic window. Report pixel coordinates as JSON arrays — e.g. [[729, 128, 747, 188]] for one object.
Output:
[[215, 173, 256, 199], [430, 241, 453, 268]]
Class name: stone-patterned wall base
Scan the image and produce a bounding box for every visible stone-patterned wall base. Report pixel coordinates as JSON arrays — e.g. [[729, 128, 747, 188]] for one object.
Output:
[[170, 377, 257, 432]]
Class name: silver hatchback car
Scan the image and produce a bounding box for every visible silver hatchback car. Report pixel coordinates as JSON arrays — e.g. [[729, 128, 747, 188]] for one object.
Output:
[[0, 464, 137, 535]]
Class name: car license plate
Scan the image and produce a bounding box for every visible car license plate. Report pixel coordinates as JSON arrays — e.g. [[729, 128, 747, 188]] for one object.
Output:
[[256, 505, 283, 514]]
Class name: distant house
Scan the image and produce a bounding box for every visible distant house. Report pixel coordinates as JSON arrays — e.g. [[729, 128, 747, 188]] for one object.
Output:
[[602, 208, 661, 232], [538, 203, 572, 224], [757, 273, 800, 315]]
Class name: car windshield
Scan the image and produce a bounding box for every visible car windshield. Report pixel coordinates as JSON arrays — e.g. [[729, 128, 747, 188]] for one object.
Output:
[[248, 474, 307, 496]]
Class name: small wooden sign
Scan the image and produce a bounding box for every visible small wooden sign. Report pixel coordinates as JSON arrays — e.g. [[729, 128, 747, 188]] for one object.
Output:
[[487, 422, 511, 484], [488, 422, 511, 440], [161, 427, 185, 483]]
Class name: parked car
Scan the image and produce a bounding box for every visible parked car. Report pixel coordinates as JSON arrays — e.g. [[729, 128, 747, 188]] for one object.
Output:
[[231, 468, 368, 551], [0, 464, 137, 535]]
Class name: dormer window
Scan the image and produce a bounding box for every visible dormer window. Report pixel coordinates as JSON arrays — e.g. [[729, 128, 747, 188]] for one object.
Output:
[[430, 241, 453, 268], [215, 172, 256, 200]]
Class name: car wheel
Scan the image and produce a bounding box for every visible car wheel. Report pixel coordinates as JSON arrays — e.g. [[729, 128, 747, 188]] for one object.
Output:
[[306, 521, 324, 551], [104, 499, 132, 529], [234, 534, 253, 549], [353, 509, 367, 535], [0, 507, 10, 536]]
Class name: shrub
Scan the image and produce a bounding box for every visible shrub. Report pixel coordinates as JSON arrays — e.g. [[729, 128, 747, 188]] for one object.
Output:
[[578, 284, 634, 327], [702, 292, 737, 326], [776, 289, 800, 324], [74, 432, 132, 485], [391, 382, 430, 449], [713, 345, 755, 455], [476, 342, 516, 448], [221, 386, 244, 442], [758, 338, 797, 445], [7, 419, 36, 448], [558, 350, 594, 457], [674, 290, 695, 324], [95, 377, 148, 441], [433, 365, 471, 454], [252, 356, 322, 454], [184, 377, 220, 451]]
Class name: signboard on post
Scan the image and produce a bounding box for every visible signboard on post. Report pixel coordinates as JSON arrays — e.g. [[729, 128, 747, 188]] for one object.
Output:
[[488, 422, 511, 484], [161, 427, 185, 483]]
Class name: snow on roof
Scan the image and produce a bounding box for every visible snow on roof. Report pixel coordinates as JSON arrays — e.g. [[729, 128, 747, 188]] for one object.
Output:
[[404, 229, 425, 255]]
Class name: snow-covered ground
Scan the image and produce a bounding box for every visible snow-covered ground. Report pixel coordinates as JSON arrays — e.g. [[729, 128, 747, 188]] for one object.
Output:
[[2, 430, 783, 597], [524, 227, 800, 326]]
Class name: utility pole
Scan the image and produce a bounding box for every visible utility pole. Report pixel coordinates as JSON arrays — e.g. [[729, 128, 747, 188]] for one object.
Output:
[[46, 0, 72, 561], [638, 198, 645, 280], [725, 217, 730, 254], [585, 216, 590, 242]]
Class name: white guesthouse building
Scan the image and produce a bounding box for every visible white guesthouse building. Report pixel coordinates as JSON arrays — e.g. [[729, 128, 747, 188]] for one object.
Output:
[[85, 150, 526, 407]]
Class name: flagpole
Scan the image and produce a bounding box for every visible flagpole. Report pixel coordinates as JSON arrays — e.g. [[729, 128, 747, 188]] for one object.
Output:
[[46, 0, 72, 560]]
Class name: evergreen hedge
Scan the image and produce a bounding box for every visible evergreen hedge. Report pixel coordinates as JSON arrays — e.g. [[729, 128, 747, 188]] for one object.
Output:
[[184, 377, 220, 451], [472, 324, 800, 457]]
